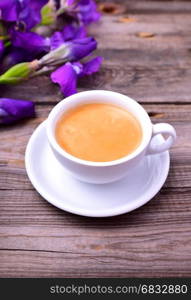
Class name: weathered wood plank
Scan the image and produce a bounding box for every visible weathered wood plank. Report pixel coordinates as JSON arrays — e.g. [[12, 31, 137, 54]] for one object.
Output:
[[1, 248, 190, 278], [0, 187, 191, 226], [2, 64, 191, 103], [98, 1, 191, 14], [79, 65, 191, 103], [92, 14, 191, 54], [1, 188, 191, 278], [0, 216, 191, 277]]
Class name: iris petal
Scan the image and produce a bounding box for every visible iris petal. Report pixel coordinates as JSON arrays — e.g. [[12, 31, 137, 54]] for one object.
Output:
[[0, 98, 35, 124], [62, 24, 86, 41], [81, 56, 103, 76], [50, 31, 65, 50], [50, 63, 77, 96], [66, 37, 97, 61], [12, 31, 50, 55], [50, 25, 86, 50], [77, 0, 101, 25], [0, 0, 19, 22], [63, 0, 100, 25], [19, 0, 48, 30], [50, 57, 102, 97], [0, 0, 48, 29]]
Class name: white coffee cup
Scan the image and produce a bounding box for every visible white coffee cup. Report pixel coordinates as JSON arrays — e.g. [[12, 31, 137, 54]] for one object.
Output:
[[47, 90, 176, 184]]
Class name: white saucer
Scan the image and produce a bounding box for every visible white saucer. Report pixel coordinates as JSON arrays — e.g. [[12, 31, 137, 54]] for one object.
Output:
[[25, 121, 170, 217]]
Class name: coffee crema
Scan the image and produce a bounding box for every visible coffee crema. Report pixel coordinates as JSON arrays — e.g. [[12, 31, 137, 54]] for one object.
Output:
[[55, 103, 142, 162]]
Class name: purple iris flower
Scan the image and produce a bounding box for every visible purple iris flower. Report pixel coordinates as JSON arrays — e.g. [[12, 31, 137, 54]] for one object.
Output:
[[62, 23, 86, 40], [39, 36, 97, 67], [0, 0, 19, 22], [50, 56, 102, 96], [50, 24, 86, 49], [76, 0, 101, 25], [66, 37, 97, 61], [19, 0, 48, 30], [0, 0, 48, 30], [0, 98, 35, 124], [11, 31, 50, 55], [61, 0, 101, 25], [50, 31, 65, 50], [9, 24, 87, 58]]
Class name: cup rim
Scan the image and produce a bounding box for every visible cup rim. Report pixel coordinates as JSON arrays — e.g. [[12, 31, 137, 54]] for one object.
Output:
[[47, 90, 152, 167]]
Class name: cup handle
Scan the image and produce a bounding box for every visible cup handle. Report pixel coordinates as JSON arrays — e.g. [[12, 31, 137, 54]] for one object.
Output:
[[147, 123, 176, 155]]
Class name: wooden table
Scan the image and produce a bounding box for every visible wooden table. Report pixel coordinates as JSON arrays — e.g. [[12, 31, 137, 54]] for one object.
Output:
[[0, 0, 191, 278]]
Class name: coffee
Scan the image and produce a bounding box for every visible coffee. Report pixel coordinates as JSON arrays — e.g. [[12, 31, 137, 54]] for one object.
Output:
[[55, 103, 142, 162]]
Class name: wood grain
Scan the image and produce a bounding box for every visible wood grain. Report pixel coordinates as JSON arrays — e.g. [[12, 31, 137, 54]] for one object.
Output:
[[1, 0, 191, 278], [1, 188, 191, 227], [2, 65, 191, 103], [0, 187, 191, 277]]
